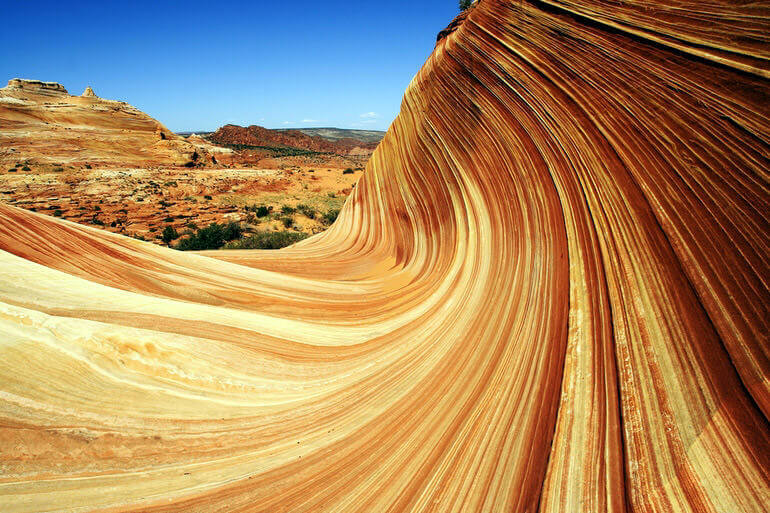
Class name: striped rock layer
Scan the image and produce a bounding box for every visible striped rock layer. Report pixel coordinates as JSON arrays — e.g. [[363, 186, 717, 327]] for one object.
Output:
[[0, 0, 768, 511]]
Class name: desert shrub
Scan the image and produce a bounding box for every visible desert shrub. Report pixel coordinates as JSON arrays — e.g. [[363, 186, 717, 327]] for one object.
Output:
[[246, 204, 271, 217], [281, 204, 296, 215], [343, 168, 354, 174], [162, 225, 179, 243], [297, 204, 316, 219], [186, 222, 198, 230], [322, 208, 340, 225], [21, 166, 31, 171], [327, 192, 335, 198], [52, 167, 64, 172], [204, 195, 212, 200], [8, 168, 17, 172], [163, 216, 175, 222], [176, 221, 242, 251], [222, 221, 243, 240], [280, 216, 294, 228], [91, 217, 105, 226], [52, 209, 63, 217], [148, 227, 157, 233], [459, 0, 473, 9], [85, 164, 92, 169], [224, 230, 308, 250]]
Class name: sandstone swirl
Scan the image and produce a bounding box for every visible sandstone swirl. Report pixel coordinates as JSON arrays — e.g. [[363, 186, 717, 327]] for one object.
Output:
[[0, 1, 768, 511]]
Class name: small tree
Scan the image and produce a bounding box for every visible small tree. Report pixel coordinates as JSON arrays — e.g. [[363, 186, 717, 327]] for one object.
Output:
[[162, 225, 179, 244], [459, 0, 473, 10]]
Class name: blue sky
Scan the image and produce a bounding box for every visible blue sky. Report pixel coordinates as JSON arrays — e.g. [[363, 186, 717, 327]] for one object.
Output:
[[1, 0, 462, 132]]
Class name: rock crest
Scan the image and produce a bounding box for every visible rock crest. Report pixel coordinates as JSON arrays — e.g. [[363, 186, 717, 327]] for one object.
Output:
[[4, 78, 68, 96]]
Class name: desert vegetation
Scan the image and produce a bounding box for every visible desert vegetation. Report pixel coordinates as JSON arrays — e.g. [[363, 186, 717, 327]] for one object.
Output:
[[224, 230, 309, 249]]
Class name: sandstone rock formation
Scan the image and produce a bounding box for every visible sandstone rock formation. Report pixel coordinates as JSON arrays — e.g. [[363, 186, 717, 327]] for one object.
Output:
[[82, 85, 96, 97], [4, 78, 68, 96], [0, 79, 211, 167], [210, 123, 380, 155], [0, 1, 768, 512]]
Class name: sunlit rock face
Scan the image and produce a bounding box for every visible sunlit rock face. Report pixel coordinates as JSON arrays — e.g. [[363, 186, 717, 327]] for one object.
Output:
[[0, 79, 209, 168], [0, 0, 768, 511]]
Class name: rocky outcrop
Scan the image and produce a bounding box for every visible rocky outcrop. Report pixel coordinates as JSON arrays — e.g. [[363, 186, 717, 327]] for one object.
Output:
[[0, 79, 211, 167], [0, 1, 767, 511], [210, 124, 379, 155], [3, 78, 68, 96]]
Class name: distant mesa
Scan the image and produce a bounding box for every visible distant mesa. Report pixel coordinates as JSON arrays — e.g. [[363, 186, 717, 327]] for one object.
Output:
[[210, 124, 382, 156], [4, 78, 68, 96], [81, 85, 97, 97]]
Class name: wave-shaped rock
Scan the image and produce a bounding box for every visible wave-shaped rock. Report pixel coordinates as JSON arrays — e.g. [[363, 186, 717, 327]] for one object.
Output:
[[0, 0, 767, 511]]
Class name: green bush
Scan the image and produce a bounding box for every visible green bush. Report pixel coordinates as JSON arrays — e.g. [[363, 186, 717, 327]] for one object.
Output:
[[280, 216, 294, 228], [250, 205, 270, 217], [224, 231, 309, 250], [343, 168, 354, 174], [162, 225, 179, 243], [204, 195, 212, 200], [175, 222, 243, 251], [459, 0, 473, 10], [52, 209, 63, 217], [8, 168, 17, 172], [281, 204, 296, 215], [297, 204, 316, 219], [21, 166, 31, 171], [322, 208, 340, 225], [52, 167, 64, 172]]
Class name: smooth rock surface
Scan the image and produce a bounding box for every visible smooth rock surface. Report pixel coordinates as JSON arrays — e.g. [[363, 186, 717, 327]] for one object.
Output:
[[0, 0, 768, 511]]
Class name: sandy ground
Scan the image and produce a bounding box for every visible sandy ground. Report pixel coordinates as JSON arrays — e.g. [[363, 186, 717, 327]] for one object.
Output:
[[0, 163, 363, 244]]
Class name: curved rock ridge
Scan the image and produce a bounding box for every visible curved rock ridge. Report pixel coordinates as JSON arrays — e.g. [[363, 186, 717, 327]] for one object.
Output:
[[0, 1, 768, 512]]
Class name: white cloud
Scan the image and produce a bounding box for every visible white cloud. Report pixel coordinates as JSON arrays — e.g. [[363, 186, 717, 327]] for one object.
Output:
[[360, 112, 378, 119], [282, 121, 294, 125], [352, 119, 381, 127], [301, 118, 319, 123]]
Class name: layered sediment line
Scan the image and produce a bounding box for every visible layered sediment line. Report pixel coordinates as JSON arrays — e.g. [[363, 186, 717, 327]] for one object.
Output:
[[0, 1, 768, 512]]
